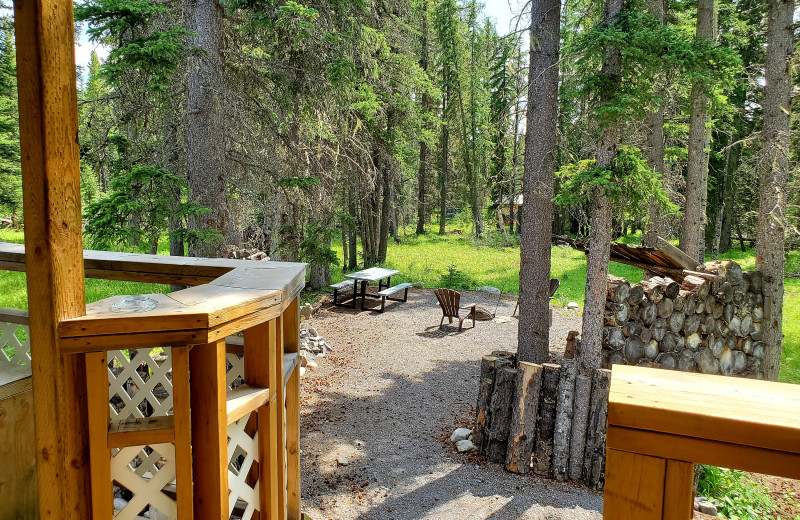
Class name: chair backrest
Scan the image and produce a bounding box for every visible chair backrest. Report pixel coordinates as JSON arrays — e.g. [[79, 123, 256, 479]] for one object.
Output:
[[434, 288, 461, 317], [549, 278, 560, 298]]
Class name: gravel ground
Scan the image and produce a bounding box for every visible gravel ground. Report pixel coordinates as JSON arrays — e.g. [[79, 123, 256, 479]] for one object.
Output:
[[298, 288, 602, 520]]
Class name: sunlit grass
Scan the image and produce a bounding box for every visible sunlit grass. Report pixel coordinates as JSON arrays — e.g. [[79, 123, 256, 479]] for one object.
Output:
[[0, 226, 796, 382]]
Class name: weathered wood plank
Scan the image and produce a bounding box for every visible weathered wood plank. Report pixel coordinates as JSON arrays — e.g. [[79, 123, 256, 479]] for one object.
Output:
[[552, 358, 576, 481]]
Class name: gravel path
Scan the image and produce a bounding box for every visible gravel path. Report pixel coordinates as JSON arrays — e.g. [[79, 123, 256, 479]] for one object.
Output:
[[298, 289, 602, 520]]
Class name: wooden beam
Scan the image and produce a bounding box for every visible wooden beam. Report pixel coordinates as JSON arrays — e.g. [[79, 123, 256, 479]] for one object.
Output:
[[13, 0, 90, 516], [602, 449, 665, 519], [657, 236, 701, 271], [284, 298, 302, 520], [190, 340, 228, 520], [244, 320, 280, 520]]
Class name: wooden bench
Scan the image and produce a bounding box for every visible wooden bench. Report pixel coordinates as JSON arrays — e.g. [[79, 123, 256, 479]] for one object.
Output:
[[377, 283, 412, 312], [603, 365, 800, 519], [330, 280, 356, 307]]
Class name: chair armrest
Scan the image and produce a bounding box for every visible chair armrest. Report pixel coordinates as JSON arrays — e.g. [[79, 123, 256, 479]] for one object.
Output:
[[461, 303, 477, 309]]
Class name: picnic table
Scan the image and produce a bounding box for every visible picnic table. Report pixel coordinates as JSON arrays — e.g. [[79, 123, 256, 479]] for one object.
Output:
[[331, 267, 410, 311]]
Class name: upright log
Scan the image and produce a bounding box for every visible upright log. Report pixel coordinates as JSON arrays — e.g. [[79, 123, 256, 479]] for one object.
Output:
[[474, 354, 508, 452], [487, 367, 517, 463], [553, 359, 577, 481], [533, 364, 561, 477], [583, 369, 611, 489], [14, 1, 90, 517], [568, 373, 593, 480], [506, 363, 543, 473]]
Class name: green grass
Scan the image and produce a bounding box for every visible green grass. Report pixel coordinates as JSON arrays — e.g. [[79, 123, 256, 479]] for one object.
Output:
[[698, 466, 775, 520], [0, 225, 797, 382]]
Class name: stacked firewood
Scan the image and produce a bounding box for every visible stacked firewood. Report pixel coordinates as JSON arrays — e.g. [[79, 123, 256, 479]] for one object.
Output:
[[601, 260, 767, 378]]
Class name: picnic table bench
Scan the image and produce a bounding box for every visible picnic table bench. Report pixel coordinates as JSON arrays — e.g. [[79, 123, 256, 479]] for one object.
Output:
[[331, 267, 409, 312]]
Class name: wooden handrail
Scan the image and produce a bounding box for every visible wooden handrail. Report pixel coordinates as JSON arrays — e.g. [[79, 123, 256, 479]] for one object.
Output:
[[0, 242, 306, 296], [0, 307, 29, 325]]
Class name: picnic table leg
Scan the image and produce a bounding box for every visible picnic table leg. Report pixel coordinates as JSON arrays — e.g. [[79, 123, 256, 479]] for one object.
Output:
[[360, 281, 367, 310], [352, 280, 357, 309]]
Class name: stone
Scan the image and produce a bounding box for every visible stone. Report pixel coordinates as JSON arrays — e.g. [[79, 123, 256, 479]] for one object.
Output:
[[307, 327, 318, 337], [306, 360, 318, 370], [300, 303, 313, 320], [694, 497, 718, 516], [567, 302, 579, 310], [450, 428, 472, 443], [113, 497, 128, 511], [337, 457, 349, 466], [300, 367, 307, 377], [456, 439, 478, 453]]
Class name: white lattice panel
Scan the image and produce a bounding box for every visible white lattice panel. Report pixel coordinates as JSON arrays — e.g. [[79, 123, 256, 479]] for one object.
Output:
[[108, 348, 173, 422], [0, 321, 30, 368], [228, 413, 260, 520], [226, 353, 244, 390], [111, 443, 177, 520]]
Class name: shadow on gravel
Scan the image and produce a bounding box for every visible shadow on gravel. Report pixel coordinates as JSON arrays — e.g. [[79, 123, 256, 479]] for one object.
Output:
[[300, 356, 602, 519]]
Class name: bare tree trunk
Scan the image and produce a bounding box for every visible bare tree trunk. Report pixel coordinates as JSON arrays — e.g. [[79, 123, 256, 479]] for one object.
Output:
[[679, 0, 716, 263], [417, 2, 431, 235], [757, 0, 794, 380], [518, 0, 560, 364], [185, 0, 227, 257], [439, 112, 449, 235], [577, 0, 622, 374], [348, 181, 358, 268], [642, 0, 666, 249], [719, 142, 739, 253]]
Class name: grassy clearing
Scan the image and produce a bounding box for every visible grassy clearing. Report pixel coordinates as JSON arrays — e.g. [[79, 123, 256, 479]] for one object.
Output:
[[0, 226, 796, 382]]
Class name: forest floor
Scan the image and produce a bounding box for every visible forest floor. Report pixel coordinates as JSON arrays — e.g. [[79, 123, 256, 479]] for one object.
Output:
[[297, 288, 604, 520]]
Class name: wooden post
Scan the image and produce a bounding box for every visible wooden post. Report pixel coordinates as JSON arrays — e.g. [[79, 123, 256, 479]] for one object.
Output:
[[603, 449, 666, 519], [86, 352, 112, 520], [171, 347, 194, 519], [244, 320, 279, 520], [190, 340, 228, 519], [275, 315, 288, 518], [283, 298, 302, 520], [14, 0, 89, 516]]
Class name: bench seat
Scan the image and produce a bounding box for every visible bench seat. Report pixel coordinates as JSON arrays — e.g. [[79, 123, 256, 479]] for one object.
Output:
[[331, 280, 356, 306], [377, 283, 411, 312]]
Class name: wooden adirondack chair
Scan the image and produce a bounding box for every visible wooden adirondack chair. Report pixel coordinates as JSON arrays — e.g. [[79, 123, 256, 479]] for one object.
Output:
[[513, 278, 560, 316], [434, 288, 476, 331]]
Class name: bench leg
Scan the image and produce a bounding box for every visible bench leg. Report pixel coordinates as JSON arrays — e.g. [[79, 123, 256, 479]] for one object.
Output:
[[380, 296, 386, 313], [402, 288, 408, 302], [333, 288, 339, 305]]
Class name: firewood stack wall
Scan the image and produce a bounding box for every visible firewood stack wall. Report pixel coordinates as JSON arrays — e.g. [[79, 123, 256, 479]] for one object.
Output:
[[602, 260, 767, 378]]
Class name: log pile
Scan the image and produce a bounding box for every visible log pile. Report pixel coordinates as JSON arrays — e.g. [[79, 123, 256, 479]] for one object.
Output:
[[473, 347, 611, 490], [600, 261, 767, 378]]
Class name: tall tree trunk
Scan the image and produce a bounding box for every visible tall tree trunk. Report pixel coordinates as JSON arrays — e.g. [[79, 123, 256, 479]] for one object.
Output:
[[719, 143, 739, 252], [185, 0, 227, 257], [416, 2, 430, 235], [439, 106, 449, 235], [518, 0, 560, 364], [578, 0, 623, 375], [710, 149, 728, 259], [643, 0, 666, 248], [757, 0, 794, 380], [679, 0, 716, 263], [348, 181, 358, 268]]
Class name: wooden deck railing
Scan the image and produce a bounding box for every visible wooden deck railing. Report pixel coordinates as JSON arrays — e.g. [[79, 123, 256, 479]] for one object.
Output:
[[603, 365, 800, 519], [0, 242, 307, 520]]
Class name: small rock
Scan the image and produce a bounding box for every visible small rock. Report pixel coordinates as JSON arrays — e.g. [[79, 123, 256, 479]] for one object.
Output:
[[299, 367, 306, 377], [113, 497, 128, 511], [694, 497, 718, 516], [307, 360, 318, 370], [450, 428, 472, 443], [300, 304, 313, 320], [307, 327, 318, 337], [337, 457, 349, 466], [567, 302, 579, 310], [456, 440, 477, 453]]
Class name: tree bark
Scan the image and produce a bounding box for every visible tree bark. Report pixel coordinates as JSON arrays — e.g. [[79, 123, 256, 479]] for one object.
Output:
[[679, 0, 716, 263], [186, 0, 227, 257], [533, 363, 561, 477], [757, 0, 794, 380], [506, 362, 543, 474], [552, 358, 576, 481], [416, 1, 431, 235], [439, 109, 448, 235], [518, 0, 560, 364]]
